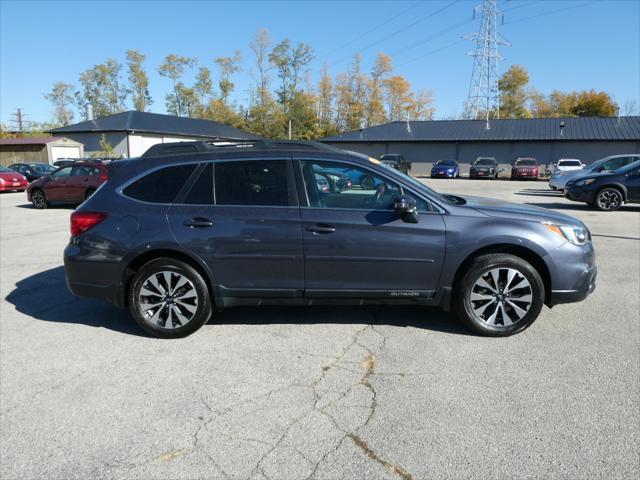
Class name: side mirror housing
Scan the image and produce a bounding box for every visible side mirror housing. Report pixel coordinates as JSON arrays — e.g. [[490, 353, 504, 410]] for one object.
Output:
[[394, 195, 418, 223]]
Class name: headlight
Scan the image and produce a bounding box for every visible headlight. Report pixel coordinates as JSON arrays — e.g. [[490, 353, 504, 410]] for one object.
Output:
[[543, 223, 590, 245], [576, 178, 596, 186]]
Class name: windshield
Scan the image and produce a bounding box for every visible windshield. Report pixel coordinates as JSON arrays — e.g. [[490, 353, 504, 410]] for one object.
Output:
[[436, 160, 457, 166], [474, 158, 495, 166], [615, 159, 640, 173], [515, 159, 537, 166], [377, 161, 452, 205], [0, 166, 12, 172], [32, 164, 56, 172], [558, 160, 581, 167]]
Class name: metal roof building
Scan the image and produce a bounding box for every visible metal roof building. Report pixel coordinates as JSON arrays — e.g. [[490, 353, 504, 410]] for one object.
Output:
[[47, 111, 261, 158], [0, 136, 84, 166], [321, 116, 640, 174]]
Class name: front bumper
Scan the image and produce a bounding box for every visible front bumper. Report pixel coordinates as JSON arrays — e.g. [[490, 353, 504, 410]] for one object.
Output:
[[431, 170, 456, 178], [546, 241, 597, 306], [564, 185, 596, 203], [548, 176, 568, 190]]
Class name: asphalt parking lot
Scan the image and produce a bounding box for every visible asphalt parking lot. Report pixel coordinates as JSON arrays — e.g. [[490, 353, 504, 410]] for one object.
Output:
[[1, 179, 639, 480]]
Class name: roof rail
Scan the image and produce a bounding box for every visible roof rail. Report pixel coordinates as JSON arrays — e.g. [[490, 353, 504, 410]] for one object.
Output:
[[140, 139, 339, 157]]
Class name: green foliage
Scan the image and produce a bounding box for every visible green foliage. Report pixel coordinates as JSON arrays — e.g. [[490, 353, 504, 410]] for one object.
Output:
[[91, 134, 116, 158], [499, 65, 530, 119], [77, 59, 127, 118], [126, 50, 152, 112], [158, 54, 197, 116], [44, 82, 75, 125]]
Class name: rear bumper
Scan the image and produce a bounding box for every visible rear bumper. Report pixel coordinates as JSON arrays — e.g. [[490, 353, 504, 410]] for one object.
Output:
[[64, 243, 126, 308]]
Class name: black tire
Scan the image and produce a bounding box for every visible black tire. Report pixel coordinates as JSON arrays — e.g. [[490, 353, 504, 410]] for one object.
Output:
[[550, 185, 557, 191], [360, 175, 375, 190], [128, 258, 213, 338], [594, 187, 623, 211], [453, 254, 545, 337], [31, 189, 48, 209], [84, 188, 96, 201]]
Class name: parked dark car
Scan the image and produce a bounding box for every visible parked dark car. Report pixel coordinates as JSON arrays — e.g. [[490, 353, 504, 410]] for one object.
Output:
[[565, 160, 640, 211], [312, 166, 353, 192], [0, 166, 28, 192], [380, 153, 411, 175], [511, 157, 539, 180], [549, 154, 640, 191], [8, 162, 56, 182], [64, 140, 596, 339], [469, 157, 499, 179], [431, 159, 460, 178], [27, 162, 109, 208]]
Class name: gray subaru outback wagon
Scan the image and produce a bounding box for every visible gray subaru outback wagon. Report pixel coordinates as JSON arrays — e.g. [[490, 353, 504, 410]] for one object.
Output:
[[64, 140, 596, 338]]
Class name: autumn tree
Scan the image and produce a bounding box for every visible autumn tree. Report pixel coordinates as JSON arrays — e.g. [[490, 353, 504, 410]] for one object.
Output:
[[345, 54, 367, 131], [158, 54, 197, 116], [316, 65, 337, 137], [215, 51, 242, 104], [44, 82, 75, 125], [367, 53, 393, 127], [126, 50, 152, 112], [385, 75, 413, 121], [249, 29, 272, 107], [77, 59, 127, 118], [529, 89, 618, 117], [498, 65, 530, 118]]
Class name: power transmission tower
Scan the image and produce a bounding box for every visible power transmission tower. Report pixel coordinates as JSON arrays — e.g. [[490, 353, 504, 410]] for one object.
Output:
[[462, 0, 510, 124]]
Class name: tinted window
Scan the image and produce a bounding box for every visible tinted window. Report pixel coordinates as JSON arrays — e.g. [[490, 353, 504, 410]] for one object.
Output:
[[184, 163, 214, 205], [437, 160, 457, 166], [215, 160, 289, 206], [474, 158, 496, 166], [558, 160, 581, 167], [123, 164, 195, 203], [52, 166, 72, 178], [72, 165, 92, 176], [515, 159, 537, 166]]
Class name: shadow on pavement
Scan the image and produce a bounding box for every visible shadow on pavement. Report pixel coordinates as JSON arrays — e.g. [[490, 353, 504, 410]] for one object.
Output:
[[515, 188, 564, 198], [525, 201, 640, 212], [6, 266, 472, 337], [15, 203, 75, 209]]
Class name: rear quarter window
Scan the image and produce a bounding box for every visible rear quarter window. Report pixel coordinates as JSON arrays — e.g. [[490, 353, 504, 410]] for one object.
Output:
[[123, 164, 196, 203]]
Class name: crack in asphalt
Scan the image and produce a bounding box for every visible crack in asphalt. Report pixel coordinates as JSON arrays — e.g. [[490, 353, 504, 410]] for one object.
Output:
[[180, 323, 414, 480]]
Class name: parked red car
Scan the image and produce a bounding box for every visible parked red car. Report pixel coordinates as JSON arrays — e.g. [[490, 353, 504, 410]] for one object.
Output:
[[27, 162, 109, 209], [511, 157, 540, 180], [0, 166, 29, 192]]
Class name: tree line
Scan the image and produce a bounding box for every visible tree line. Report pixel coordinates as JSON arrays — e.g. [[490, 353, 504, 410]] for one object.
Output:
[[40, 29, 631, 140]]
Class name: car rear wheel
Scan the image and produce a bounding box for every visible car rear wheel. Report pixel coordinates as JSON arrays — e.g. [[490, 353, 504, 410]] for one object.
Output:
[[594, 188, 623, 211], [31, 189, 48, 209], [128, 258, 212, 338], [453, 254, 545, 337]]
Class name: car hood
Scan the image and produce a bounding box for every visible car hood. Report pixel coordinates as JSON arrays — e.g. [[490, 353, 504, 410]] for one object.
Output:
[[0, 172, 26, 181], [454, 194, 583, 226]]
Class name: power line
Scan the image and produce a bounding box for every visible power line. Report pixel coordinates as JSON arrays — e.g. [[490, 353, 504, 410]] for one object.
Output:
[[321, 0, 425, 58], [328, 0, 459, 67], [389, 18, 472, 58], [504, 0, 596, 26], [396, 39, 465, 68]]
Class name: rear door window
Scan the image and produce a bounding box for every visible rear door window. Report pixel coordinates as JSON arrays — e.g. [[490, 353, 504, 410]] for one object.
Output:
[[123, 164, 196, 203], [214, 160, 291, 206], [184, 163, 214, 205]]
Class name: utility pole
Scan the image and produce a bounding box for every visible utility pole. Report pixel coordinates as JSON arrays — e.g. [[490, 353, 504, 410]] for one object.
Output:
[[10, 108, 27, 132], [462, 0, 510, 125]]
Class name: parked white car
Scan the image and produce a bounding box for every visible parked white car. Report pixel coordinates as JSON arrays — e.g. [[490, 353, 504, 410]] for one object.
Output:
[[554, 158, 583, 172]]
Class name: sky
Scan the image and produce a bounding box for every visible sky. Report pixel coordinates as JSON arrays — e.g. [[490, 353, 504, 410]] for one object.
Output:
[[1, 0, 639, 127]]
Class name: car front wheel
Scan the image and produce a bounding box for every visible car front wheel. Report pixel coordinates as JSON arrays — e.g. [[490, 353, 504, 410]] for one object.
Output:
[[128, 258, 212, 338], [453, 254, 545, 336], [594, 188, 623, 211]]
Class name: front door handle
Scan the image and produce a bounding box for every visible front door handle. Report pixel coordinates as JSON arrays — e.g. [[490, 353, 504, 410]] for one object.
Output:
[[183, 217, 213, 228], [306, 223, 336, 234]]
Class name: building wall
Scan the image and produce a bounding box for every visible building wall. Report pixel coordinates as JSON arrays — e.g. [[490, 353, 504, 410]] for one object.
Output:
[[324, 140, 640, 176], [57, 132, 128, 157], [128, 133, 208, 157], [0, 145, 47, 166]]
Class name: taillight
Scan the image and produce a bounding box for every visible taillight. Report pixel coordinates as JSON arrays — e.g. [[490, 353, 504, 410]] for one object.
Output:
[[71, 212, 107, 237], [99, 172, 108, 181]]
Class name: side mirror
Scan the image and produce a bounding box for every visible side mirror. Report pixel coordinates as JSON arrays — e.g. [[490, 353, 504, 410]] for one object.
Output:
[[394, 195, 418, 223]]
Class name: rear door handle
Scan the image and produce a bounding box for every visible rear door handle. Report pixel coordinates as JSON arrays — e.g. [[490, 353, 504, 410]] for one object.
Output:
[[183, 217, 213, 228], [306, 223, 336, 234]]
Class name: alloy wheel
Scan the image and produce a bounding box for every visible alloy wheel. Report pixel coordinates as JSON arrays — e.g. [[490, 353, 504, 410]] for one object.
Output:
[[32, 191, 46, 208], [597, 189, 621, 210], [138, 271, 199, 329], [469, 267, 533, 328]]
